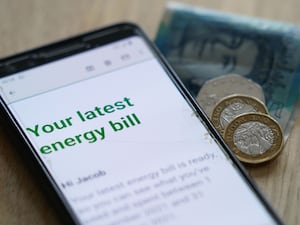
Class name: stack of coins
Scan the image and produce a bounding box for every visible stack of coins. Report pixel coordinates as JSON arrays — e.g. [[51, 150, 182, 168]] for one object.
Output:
[[196, 74, 284, 165]]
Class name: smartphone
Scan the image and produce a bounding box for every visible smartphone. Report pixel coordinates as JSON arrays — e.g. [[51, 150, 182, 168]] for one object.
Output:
[[0, 23, 283, 225]]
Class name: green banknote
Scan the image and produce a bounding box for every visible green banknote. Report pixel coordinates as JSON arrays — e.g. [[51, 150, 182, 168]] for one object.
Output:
[[155, 2, 300, 139]]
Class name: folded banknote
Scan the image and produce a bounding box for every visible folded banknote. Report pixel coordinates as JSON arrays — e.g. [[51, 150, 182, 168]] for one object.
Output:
[[155, 2, 300, 139]]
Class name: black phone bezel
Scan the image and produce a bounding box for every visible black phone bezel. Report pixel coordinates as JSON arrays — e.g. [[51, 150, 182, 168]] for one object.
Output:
[[0, 23, 285, 225]]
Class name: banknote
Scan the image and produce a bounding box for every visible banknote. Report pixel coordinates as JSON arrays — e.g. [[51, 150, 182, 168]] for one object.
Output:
[[155, 2, 300, 139]]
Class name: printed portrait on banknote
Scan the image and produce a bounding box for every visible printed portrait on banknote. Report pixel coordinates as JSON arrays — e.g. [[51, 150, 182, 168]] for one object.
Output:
[[155, 2, 300, 137]]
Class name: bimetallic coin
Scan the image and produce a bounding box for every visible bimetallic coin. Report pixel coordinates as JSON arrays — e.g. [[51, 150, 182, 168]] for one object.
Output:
[[224, 113, 283, 164], [196, 74, 265, 118], [211, 95, 268, 136]]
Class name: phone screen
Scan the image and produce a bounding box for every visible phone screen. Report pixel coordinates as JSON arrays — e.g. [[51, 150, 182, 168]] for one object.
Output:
[[0, 34, 278, 225]]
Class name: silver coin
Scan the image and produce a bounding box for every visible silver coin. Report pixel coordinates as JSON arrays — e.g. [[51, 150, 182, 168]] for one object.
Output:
[[196, 74, 265, 118]]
